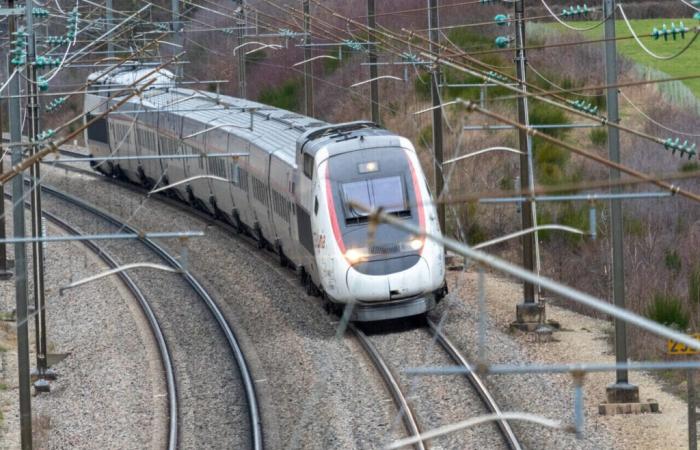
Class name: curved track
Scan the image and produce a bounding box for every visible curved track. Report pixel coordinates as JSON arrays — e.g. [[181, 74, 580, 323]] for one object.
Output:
[[350, 320, 522, 450], [6, 191, 179, 449], [46, 149, 516, 449], [427, 319, 521, 450], [33, 180, 264, 450], [42, 202, 179, 448], [349, 323, 427, 450]]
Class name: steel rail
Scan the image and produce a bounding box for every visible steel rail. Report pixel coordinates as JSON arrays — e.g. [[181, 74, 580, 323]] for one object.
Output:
[[426, 319, 521, 450], [5, 191, 178, 450], [348, 324, 426, 450], [36, 184, 264, 450]]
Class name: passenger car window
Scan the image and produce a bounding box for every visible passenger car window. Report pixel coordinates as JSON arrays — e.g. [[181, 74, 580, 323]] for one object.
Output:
[[303, 153, 314, 178], [314, 196, 319, 215]]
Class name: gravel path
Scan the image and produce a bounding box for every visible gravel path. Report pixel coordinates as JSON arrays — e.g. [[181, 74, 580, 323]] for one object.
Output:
[[0, 200, 165, 450], [445, 270, 690, 450]]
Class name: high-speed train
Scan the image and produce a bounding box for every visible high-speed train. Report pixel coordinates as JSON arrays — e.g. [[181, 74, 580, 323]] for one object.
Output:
[[83, 66, 446, 321]]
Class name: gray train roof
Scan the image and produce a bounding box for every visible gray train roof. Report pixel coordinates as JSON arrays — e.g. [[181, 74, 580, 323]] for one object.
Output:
[[101, 66, 397, 163], [115, 85, 328, 164], [296, 121, 394, 157]]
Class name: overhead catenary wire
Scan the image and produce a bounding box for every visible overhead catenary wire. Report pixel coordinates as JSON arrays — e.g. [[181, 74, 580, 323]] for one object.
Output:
[[617, 4, 700, 60], [619, 90, 700, 138], [295, 0, 695, 152], [537, 0, 608, 31]]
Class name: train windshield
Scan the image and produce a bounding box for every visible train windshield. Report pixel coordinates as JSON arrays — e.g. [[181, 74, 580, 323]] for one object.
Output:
[[342, 175, 409, 222]]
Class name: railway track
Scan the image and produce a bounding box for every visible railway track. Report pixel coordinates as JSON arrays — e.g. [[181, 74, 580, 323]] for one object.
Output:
[[23, 179, 263, 449], [350, 320, 521, 450], [7, 191, 179, 449], [45, 149, 517, 448]]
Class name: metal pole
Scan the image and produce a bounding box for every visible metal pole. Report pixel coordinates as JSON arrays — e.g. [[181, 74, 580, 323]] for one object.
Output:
[[367, 0, 379, 123], [106, 0, 114, 59], [170, 0, 182, 79], [603, 0, 638, 404], [236, 0, 246, 98], [302, 0, 313, 116], [8, 0, 33, 444], [513, 0, 542, 328], [0, 97, 11, 280], [26, 0, 52, 391], [689, 367, 697, 450], [428, 0, 445, 233]]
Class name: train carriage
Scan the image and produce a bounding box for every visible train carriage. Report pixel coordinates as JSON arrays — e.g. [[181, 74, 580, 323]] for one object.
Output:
[[84, 66, 446, 321]]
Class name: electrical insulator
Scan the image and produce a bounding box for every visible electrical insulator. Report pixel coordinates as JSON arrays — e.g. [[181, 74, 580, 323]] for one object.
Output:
[[10, 27, 27, 66], [343, 39, 366, 52], [486, 70, 509, 83], [494, 14, 509, 26], [32, 7, 49, 17], [652, 22, 689, 41], [279, 28, 296, 39], [569, 100, 598, 115], [561, 4, 590, 18], [663, 138, 697, 159], [494, 36, 510, 48], [401, 52, 421, 63], [45, 96, 67, 112], [37, 76, 49, 91], [34, 56, 60, 69], [36, 129, 55, 141], [45, 35, 71, 46], [66, 8, 80, 40]]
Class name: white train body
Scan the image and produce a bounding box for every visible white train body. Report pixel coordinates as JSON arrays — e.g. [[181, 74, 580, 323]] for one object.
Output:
[[84, 67, 446, 321]]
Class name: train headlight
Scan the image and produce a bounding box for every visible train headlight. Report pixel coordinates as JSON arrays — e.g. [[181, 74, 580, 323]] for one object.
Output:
[[408, 238, 424, 251], [345, 248, 367, 264]]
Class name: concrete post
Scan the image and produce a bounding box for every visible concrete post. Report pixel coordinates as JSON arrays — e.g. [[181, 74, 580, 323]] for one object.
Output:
[[367, 0, 379, 123], [428, 0, 445, 233], [512, 0, 543, 330], [603, 0, 639, 404], [8, 0, 33, 443], [303, 0, 313, 116]]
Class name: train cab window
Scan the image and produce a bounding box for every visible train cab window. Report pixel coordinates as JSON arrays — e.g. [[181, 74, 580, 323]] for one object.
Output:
[[303, 153, 314, 179], [341, 176, 409, 223]]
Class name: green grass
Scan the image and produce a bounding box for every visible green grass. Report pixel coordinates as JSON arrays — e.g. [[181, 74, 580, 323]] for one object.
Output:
[[552, 18, 700, 97], [258, 79, 301, 112], [647, 292, 689, 330]]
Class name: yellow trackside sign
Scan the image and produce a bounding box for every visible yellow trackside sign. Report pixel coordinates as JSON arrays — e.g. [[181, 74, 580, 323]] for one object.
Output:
[[667, 334, 700, 355]]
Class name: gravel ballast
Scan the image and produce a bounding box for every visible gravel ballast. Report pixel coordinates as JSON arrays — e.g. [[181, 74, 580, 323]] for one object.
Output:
[[0, 200, 165, 449], [21, 161, 689, 449], [40, 167, 402, 448]]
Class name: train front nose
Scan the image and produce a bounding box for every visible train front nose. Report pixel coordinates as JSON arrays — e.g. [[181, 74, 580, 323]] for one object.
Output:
[[345, 256, 432, 302]]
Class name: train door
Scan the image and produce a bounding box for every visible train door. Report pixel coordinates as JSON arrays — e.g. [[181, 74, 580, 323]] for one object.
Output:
[[295, 149, 317, 278], [206, 127, 233, 218], [119, 106, 142, 184], [230, 140, 253, 230], [180, 117, 213, 213], [157, 113, 184, 199], [248, 145, 274, 243], [135, 109, 160, 186], [269, 152, 295, 262]]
